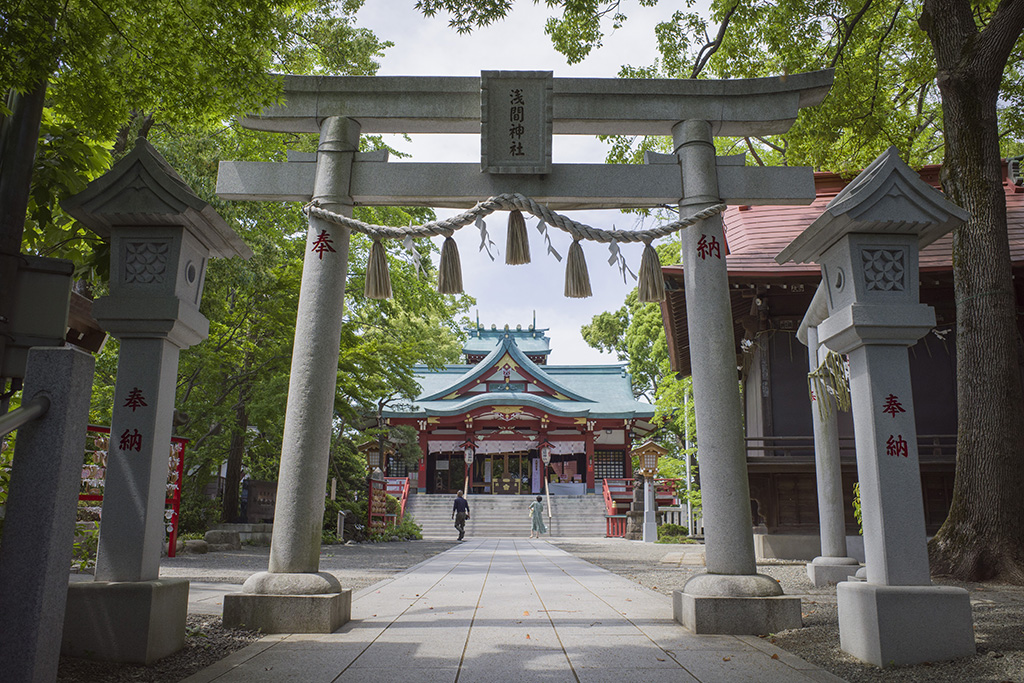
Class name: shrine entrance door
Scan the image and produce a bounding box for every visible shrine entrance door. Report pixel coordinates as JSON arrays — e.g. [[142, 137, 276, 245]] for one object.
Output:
[[485, 452, 530, 494], [432, 455, 465, 495]]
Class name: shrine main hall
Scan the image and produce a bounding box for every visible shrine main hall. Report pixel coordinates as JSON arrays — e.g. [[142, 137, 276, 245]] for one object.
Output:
[[383, 320, 655, 495]]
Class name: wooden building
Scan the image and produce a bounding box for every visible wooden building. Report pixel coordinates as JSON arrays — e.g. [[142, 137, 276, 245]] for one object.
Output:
[[660, 160, 1024, 537], [384, 322, 655, 495]]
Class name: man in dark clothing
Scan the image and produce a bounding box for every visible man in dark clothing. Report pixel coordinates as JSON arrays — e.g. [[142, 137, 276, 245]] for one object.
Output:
[[452, 490, 470, 541]]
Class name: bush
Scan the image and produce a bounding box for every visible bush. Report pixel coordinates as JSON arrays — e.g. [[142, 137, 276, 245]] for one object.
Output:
[[178, 489, 220, 535], [657, 522, 695, 544], [659, 523, 688, 538], [366, 516, 422, 542]]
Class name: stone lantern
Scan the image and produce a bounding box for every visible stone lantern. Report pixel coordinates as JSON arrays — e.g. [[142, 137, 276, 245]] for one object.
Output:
[[630, 441, 666, 543], [60, 138, 252, 664], [777, 147, 974, 667]]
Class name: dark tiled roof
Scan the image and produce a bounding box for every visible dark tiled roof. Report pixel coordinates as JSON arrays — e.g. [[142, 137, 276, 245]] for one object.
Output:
[[661, 161, 1024, 375]]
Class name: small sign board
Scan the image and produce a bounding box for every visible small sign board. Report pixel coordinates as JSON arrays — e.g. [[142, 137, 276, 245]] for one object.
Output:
[[480, 71, 553, 175], [368, 475, 387, 531]]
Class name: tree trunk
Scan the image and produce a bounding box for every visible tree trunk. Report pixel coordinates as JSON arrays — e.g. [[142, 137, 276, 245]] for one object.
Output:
[[222, 403, 248, 523], [922, 0, 1024, 583], [0, 82, 47, 375]]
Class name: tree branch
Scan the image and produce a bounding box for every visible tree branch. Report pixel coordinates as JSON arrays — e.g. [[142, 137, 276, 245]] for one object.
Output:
[[753, 136, 785, 154], [973, 0, 1024, 83], [744, 137, 765, 166], [690, 1, 739, 79], [829, 0, 876, 69]]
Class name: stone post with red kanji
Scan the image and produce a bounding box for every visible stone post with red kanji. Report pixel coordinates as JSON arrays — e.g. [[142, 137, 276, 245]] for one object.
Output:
[[778, 147, 974, 668], [60, 138, 252, 664]]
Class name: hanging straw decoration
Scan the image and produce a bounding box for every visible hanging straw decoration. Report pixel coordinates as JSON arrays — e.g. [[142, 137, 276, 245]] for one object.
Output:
[[564, 239, 593, 298], [364, 238, 393, 299], [807, 350, 851, 420], [637, 240, 666, 302], [438, 235, 464, 294], [304, 196, 727, 300], [505, 209, 531, 265]]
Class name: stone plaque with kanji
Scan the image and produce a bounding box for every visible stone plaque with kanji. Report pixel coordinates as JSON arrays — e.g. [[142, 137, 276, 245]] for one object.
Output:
[[480, 71, 553, 175]]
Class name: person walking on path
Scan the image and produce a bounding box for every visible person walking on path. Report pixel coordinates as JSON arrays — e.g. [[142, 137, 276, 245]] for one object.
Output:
[[529, 495, 547, 538], [452, 490, 470, 541]]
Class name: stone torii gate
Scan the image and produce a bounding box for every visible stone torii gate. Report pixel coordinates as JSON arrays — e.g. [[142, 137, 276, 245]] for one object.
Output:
[[216, 70, 833, 635]]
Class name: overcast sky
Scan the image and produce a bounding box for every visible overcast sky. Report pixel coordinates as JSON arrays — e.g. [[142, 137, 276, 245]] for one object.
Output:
[[354, 2, 684, 364]]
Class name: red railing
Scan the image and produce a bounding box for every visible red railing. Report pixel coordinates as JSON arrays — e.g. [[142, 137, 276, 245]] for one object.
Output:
[[385, 477, 410, 524], [80, 425, 188, 557], [601, 477, 681, 538], [603, 478, 631, 514], [606, 515, 627, 537]]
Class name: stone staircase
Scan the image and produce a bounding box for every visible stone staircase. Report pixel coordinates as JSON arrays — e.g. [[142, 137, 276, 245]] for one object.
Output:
[[405, 494, 608, 539]]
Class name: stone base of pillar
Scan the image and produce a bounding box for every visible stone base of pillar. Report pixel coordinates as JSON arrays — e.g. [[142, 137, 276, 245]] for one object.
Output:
[[672, 573, 802, 635], [223, 571, 351, 633], [642, 514, 657, 543], [62, 579, 189, 664], [223, 591, 351, 633], [806, 556, 860, 587], [837, 582, 974, 667]]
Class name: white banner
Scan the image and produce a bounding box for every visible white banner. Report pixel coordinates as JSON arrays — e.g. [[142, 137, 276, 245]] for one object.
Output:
[[428, 439, 584, 455]]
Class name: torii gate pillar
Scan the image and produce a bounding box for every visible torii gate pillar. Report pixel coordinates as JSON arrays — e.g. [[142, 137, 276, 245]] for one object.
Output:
[[223, 117, 359, 633], [671, 121, 802, 634]]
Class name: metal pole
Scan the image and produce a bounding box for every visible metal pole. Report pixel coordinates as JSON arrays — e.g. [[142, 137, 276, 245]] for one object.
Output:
[[0, 394, 49, 439]]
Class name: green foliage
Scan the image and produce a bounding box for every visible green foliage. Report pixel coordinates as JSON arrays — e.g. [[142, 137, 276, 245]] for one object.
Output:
[[1, 0, 389, 139], [415, 0, 517, 33], [580, 289, 670, 402], [368, 516, 424, 542], [852, 482, 863, 535], [0, 439, 11, 536], [178, 488, 220, 535], [658, 522, 687, 537], [657, 522, 696, 544], [422, 1, 1012, 176], [71, 522, 100, 571], [22, 110, 112, 272]]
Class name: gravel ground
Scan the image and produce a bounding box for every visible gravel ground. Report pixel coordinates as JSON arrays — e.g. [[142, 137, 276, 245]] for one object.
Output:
[[551, 538, 1024, 683], [58, 538, 1024, 682]]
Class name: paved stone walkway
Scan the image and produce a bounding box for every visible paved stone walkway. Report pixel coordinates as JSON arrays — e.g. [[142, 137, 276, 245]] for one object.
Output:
[[184, 539, 844, 683]]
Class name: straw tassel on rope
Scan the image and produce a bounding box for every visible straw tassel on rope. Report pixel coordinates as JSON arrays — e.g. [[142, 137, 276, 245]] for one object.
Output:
[[364, 238, 393, 299], [505, 210, 531, 265], [564, 239, 593, 298], [438, 235, 464, 294], [637, 241, 666, 303]]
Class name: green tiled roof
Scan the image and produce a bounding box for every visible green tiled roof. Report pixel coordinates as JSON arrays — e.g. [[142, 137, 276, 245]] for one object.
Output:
[[385, 334, 654, 421], [462, 325, 551, 357]]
